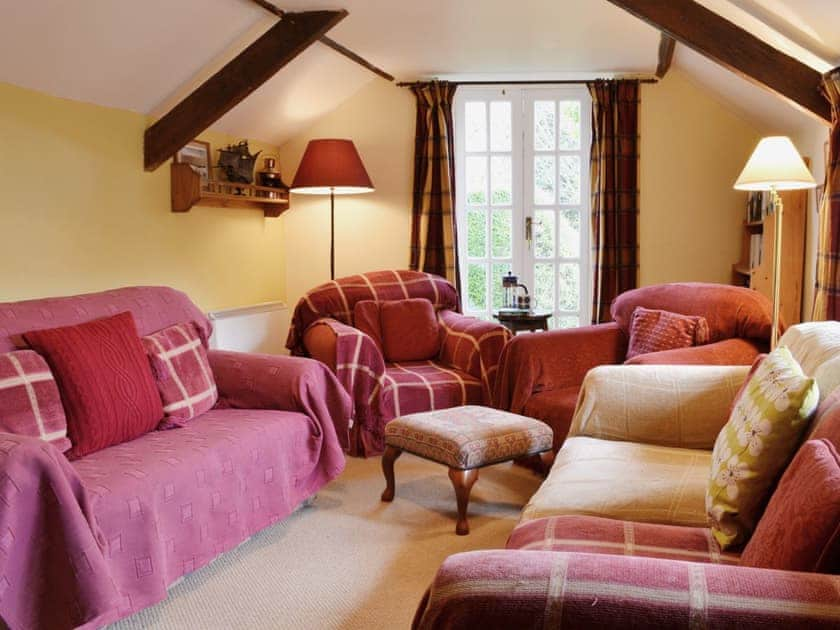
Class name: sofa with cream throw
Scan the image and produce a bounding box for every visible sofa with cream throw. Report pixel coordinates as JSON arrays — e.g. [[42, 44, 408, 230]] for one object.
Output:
[[413, 322, 840, 629]]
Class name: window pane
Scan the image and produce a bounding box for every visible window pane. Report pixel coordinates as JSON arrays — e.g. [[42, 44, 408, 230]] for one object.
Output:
[[534, 209, 555, 259], [557, 315, 580, 329], [558, 100, 581, 150], [492, 263, 508, 310], [534, 100, 556, 151], [466, 156, 487, 205], [558, 263, 580, 310], [490, 101, 511, 152], [558, 209, 580, 258], [467, 263, 487, 310], [534, 155, 556, 204], [534, 263, 555, 312], [558, 155, 580, 204], [465, 101, 487, 152], [490, 155, 512, 205], [491, 209, 512, 258], [467, 208, 487, 258]]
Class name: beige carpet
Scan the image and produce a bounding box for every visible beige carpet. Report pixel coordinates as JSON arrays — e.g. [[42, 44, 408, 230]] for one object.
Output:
[[111, 454, 543, 630]]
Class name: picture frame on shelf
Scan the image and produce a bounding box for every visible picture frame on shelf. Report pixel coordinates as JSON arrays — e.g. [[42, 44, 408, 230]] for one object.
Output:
[[174, 140, 211, 190]]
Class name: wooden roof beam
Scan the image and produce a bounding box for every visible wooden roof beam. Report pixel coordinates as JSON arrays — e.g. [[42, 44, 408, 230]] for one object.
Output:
[[144, 10, 347, 171], [606, 0, 831, 124], [655, 33, 676, 79]]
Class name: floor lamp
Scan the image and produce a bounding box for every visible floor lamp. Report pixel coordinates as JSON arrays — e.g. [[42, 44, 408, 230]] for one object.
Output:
[[291, 139, 374, 280], [734, 136, 816, 349]]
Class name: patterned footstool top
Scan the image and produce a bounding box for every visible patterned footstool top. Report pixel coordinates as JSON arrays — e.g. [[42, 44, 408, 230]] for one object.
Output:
[[384, 405, 553, 470]]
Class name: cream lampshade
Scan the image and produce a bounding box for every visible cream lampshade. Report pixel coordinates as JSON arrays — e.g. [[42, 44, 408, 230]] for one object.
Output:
[[733, 136, 816, 349]]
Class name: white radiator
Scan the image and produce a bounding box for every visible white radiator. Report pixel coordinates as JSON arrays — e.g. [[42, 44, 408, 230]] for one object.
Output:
[[207, 301, 290, 355]]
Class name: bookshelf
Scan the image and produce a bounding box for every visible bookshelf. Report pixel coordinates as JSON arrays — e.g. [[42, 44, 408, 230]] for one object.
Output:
[[731, 183, 807, 325]]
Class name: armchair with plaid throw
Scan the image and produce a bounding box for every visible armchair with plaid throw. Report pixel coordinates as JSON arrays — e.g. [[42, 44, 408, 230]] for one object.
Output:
[[287, 270, 511, 456]]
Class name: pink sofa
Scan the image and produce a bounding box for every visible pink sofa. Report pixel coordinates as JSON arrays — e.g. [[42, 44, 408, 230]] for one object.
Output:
[[287, 270, 511, 456], [0, 287, 351, 630], [495, 283, 774, 450]]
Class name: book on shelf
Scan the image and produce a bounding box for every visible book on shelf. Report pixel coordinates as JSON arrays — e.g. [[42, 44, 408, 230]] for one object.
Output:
[[749, 233, 763, 270], [746, 191, 772, 223]]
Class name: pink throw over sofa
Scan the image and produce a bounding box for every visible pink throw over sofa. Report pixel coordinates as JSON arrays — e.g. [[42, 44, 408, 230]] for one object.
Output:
[[495, 283, 775, 450], [0, 287, 351, 630]]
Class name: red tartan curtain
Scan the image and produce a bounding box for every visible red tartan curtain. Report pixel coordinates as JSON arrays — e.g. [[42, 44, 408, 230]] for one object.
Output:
[[813, 69, 840, 320], [410, 82, 460, 293], [588, 80, 640, 324]]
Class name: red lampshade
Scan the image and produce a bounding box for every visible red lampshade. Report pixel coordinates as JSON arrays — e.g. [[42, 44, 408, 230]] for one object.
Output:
[[291, 139, 374, 195]]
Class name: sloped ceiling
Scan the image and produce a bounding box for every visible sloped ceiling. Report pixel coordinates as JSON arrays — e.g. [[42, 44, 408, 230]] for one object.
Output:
[[0, 0, 837, 146]]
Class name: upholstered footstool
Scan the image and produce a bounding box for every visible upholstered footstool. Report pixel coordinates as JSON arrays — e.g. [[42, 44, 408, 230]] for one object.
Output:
[[380, 405, 554, 535]]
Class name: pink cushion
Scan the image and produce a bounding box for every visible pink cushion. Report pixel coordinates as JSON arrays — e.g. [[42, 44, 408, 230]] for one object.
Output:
[[0, 350, 71, 452], [380, 299, 440, 362], [142, 322, 218, 427], [23, 312, 164, 459], [740, 439, 840, 573], [626, 306, 710, 360], [353, 300, 384, 350]]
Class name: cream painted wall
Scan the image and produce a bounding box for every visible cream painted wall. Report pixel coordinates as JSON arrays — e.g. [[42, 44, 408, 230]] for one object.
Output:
[[639, 69, 762, 286], [277, 79, 415, 306], [0, 81, 285, 311]]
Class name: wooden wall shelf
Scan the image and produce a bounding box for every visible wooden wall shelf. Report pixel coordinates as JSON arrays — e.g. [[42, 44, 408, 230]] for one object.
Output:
[[170, 162, 290, 218]]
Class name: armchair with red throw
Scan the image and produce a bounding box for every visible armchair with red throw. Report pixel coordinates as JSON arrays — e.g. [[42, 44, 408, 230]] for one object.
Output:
[[287, 270, 512, 456], [495, 283, 774, 450]]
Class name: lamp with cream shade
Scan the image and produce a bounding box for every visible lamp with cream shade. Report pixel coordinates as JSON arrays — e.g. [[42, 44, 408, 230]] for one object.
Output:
[[734, 136, 816, 348], [291, 139, 374, 280]]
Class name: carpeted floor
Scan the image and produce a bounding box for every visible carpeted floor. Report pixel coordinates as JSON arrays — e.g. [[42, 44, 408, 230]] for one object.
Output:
[[112, 453, 543, 630]]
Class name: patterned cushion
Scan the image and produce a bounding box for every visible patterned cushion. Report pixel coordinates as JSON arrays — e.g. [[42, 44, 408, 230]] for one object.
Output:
[[626, 306, 710, 360], [0, 350, 71, 451], [384, 405, 553, 469], [707, 346, 819, 549], [507, 515, 740, 565], [740, 439, 840, 572], [382, 361, 483, 418], [142, 322, 218, 426], [23, 312, 164, 459]]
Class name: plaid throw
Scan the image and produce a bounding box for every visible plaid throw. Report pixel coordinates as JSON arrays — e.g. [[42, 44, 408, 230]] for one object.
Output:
[[0, 350, 70, 451], [286, 270, 459, 356], [142, 322, 217, 426]]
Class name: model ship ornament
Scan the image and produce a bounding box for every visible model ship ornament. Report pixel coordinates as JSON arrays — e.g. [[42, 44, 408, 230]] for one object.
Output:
[[217, 140, 261, 186]]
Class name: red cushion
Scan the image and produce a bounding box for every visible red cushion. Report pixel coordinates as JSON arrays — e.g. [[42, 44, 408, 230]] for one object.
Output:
[[142, 322, 217, 427], [353, 300, 383, 350], [740, 439, 840, 573], [626, 306, 710, 360], [23, 312, 163, 458], [380, 299, 440, 362], [0, 350, 71, 452]]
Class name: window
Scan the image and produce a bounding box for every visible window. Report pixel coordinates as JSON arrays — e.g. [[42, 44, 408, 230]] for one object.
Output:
[[455, 86, 592, 327]]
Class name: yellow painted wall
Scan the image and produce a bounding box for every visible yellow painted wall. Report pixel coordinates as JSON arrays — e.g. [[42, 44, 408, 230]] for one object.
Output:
[[0, 81, 285, 311], [638, 69, 762, 286]]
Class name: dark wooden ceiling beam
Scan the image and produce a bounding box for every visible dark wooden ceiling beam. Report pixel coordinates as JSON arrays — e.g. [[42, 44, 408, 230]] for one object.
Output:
[[655, 33, 676, 79], [250, 0, 394, 82], [144, 10, 347, 171], [605, 0, 831, 123]]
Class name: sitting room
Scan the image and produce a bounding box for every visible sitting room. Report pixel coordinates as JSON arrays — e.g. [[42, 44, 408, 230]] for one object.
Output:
[[0, 1, 838, 629]]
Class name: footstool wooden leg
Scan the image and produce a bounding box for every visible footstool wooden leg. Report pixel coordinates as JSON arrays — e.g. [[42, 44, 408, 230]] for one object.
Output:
[[448, 467, 479, 535], [380, 445, 402, 502]]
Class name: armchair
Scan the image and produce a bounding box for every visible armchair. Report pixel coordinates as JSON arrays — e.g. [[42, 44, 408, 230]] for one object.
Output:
[[287, 270, 511, 456], [495, 282, 774, 450]]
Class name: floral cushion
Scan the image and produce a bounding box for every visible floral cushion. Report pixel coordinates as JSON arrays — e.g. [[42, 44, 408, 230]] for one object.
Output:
[[706, 346, 819, 549], [384, 405, 553, 470]]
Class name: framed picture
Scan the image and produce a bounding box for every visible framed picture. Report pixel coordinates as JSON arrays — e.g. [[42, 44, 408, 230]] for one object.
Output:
[[175, 140, 211, 189]]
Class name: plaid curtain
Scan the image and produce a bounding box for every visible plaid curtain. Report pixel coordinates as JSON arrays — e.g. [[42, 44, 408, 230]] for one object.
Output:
[[588, 80, 640, 323], [410, 81, 460, 291], [813, 69, 840, 320]]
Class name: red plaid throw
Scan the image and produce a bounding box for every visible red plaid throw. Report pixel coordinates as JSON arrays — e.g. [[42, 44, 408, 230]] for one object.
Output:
[[0, 350, 70, 451], [142, 322, 217, 426], [286, 270, 459, 355]]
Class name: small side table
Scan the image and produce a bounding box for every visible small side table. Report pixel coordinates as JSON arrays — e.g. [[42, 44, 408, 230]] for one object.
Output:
[[494, 309, 552, 333]]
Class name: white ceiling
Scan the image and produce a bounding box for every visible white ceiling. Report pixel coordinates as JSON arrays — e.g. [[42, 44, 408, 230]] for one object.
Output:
[[0, 0, 837, 146]]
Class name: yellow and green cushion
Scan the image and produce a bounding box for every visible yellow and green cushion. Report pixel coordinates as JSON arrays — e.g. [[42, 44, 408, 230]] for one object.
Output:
[[707, 346, 819, 549]]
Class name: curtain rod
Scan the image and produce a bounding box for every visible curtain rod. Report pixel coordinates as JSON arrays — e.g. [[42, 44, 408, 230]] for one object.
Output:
[[396, 78, 658, 87]]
